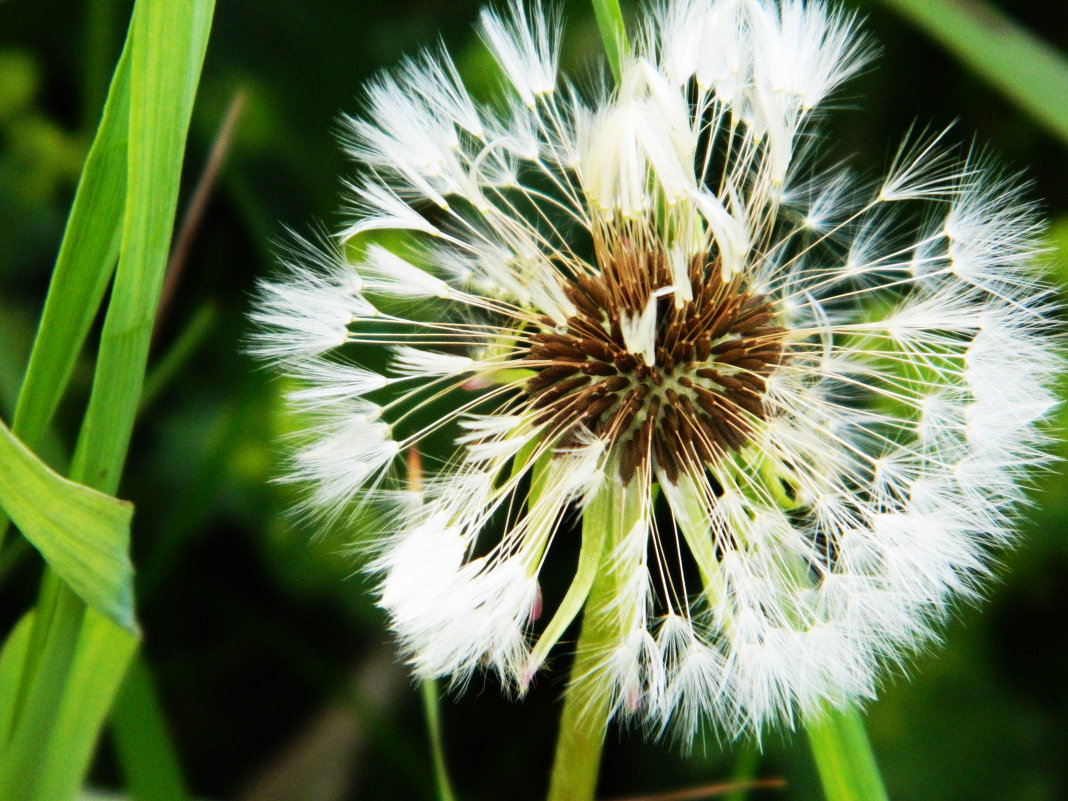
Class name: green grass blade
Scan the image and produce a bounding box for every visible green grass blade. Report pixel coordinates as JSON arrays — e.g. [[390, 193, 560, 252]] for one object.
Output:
[[0, 26, 131, 557], [112, 654, 191, 801], [0, 1, 215, 798], [805, 705, 890, 801], [35, 610, 138, 801], [592, 0, 629, 85], [10, 44, 129, 456], [0, 577, 87, 798], [0, 612, 35, 742], [0, 418, 135, 632], [70, 0, 215, 495], [0, 25, 137, 796], [873, 0, 1068, 148]]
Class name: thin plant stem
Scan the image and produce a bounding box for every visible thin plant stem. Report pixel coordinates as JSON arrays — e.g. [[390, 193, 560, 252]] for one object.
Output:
[[547, 481, 642, 801], [805, 705, 890, 801], [155, 89, 246, 338], [420, 679, 458, 801], [546, 633, 613, 801], [600, 777, 786, 801]]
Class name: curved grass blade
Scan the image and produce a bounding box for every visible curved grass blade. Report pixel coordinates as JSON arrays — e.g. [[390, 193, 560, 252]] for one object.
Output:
[[0, 419, 135, 633]]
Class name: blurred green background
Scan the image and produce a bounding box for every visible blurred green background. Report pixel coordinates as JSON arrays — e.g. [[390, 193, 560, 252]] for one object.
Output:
[[1, 1, 1067, 799]]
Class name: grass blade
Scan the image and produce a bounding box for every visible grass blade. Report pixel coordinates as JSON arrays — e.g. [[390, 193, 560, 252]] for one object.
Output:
[[35, 610, 139, 801], [112, 655, 192, 801], [0, 1, 215, 798], [70, 0, 215, 494], [0, 576, 87, 799], [0, 418, 135, 633], [0, 23, 130, 556], [592, 0, 629, 85], [8, 42, 130, 458], [873, 0, 1068, 148]]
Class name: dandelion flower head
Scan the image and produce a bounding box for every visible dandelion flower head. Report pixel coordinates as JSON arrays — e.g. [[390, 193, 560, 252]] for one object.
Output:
[[251, 0, 1059, 738]]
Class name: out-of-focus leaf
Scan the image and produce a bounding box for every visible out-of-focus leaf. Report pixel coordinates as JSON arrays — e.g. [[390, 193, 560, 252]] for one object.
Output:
[[0, 50, 37, 119], [874, 0, 1068, 148], [112, 655, 191, 801]]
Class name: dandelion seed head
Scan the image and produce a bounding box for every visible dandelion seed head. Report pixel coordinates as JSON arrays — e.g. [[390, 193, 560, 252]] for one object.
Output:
[[250, 0, 1060, 740]]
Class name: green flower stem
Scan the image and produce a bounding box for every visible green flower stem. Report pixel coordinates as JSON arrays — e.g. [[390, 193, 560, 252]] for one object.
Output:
[[592, 0, 629, 85], [420, 679, 458, 801], [546, 631, 612, 801], [722, 745, 760, 801], [805, 705, 890, 801], [547, 481, 641, 801]]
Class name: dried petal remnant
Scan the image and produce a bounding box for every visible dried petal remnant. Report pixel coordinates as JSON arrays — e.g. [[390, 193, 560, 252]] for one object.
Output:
[[524, 253, 786, 482]]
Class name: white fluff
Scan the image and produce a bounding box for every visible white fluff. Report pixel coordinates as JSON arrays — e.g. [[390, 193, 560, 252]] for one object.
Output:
[[250, 0, 1059, 741]]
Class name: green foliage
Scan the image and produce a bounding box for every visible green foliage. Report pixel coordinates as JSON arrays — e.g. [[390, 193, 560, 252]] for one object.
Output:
[[806, 707, 891, 801], [0, 0, 214, 799], [872, 0, 1068, 147], [592, 0, 630, 84], [0, 419, 135, 632], [9, 41, 129, 475]]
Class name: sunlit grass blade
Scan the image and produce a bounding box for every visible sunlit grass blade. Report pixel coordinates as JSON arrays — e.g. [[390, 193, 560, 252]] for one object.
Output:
[[0, 419, 135, 632], [0, 30, 136, 797], [873, 0, 1068, 148], [34, 610, 139, 801], [70, 0, 215, 492]]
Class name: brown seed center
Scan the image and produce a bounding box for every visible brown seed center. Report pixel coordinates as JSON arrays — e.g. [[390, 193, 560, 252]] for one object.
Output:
[[523, 252, 785, 484]]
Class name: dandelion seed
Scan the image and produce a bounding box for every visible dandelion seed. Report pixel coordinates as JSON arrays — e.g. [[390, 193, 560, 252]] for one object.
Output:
[[251, 0, 1059, 739]]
